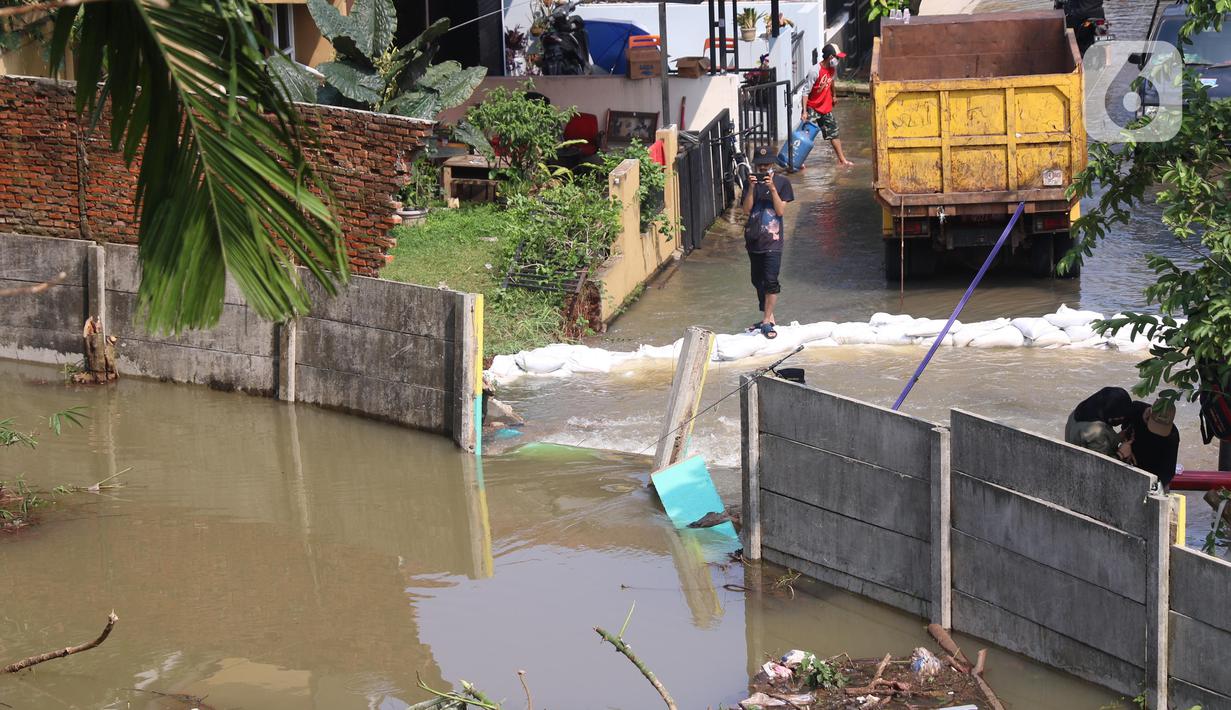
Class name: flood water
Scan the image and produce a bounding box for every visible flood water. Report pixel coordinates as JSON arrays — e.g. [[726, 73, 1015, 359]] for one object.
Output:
[[2, 361, 1117, 708], [0, 100, 1211, 708]]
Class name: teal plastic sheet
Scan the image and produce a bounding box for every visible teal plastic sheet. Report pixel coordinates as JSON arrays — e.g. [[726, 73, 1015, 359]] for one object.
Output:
[[651, 455, 737, 540]]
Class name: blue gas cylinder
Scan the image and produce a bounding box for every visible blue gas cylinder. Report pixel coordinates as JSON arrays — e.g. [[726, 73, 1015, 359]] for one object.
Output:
[[777, 120, 821, 172]]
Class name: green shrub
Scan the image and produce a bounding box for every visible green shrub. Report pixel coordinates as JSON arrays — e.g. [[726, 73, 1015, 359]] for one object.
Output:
[[399, 155, 442, 209], [503, 177, 620, 286], [460, 82, 577, 193], [595, 140, 670, 235]]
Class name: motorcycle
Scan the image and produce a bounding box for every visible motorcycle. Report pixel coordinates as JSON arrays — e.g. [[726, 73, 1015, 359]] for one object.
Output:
[[540, 1, 591, 76], [1053, 0, 1112, 56]]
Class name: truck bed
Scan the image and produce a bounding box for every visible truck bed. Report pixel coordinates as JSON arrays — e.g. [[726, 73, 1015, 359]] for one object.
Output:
[[871, 11, 1086, 216]]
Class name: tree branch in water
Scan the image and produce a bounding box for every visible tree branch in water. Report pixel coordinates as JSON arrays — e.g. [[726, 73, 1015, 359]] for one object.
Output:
[[594, 626, 677, 710], [3, 612, 118, 673]]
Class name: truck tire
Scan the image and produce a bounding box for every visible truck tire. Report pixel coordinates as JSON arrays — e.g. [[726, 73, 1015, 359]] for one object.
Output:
[[1030, 235, 1054, 278], [1053, 234, 1082, 278]]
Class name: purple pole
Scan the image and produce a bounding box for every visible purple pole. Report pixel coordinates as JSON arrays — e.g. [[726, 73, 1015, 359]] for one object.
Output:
[[892, 201, 1027, 411]]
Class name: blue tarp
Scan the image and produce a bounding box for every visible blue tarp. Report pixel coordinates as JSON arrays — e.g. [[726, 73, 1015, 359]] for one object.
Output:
[[585, 19, 650, 76]]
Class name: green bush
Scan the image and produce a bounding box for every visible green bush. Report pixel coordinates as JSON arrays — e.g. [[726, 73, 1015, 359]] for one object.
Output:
[[503, 177, 620, 286], [460, 82, 577, 193], [399, 155, 442, 209], [595, 140, 670, 235]]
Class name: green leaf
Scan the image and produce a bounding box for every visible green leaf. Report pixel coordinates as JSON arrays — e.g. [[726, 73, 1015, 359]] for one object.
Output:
[[306, 0, 354, 44], [396, 18, 450, 90], [319, 60, 384, 106], [55, 0, 347, 333], [417, 62, 487, 111], [346, 0, 397, 59], [383, 90, 442, 120], [453, 120, 494, 157], [267, 54, 320, 104]]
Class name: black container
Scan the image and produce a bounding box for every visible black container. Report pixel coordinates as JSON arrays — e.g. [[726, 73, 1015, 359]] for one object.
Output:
[[774, 367, 806, 385]]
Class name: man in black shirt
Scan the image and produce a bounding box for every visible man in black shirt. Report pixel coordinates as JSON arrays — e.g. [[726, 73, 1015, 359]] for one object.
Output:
[[741, 146, 795, 339], [1120, 399, 1180, 487]]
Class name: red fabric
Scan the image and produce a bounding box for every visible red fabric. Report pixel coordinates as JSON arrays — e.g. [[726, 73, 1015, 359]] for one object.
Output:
[[649, 139, 666, 166], [806, 64, 837, 114], [563, 113, 599, 156]]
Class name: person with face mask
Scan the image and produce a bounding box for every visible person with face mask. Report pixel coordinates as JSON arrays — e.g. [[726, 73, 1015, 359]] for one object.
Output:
[[802, 43, 854, 167]]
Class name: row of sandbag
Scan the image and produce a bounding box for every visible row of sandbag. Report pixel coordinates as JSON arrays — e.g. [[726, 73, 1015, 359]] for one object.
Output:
[[486, 304, 1176, 384]]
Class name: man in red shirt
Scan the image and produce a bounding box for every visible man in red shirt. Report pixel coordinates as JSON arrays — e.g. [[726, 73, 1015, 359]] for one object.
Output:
[[802, 43, 854, 167]]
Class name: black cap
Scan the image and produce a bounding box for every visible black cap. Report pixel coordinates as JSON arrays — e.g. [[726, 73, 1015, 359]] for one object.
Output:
[[822, 43, 847, 59], [752, 145, 776, 166]]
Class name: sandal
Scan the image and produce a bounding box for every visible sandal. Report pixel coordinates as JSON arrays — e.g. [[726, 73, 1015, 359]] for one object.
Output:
[[747, 321, 764, 333], [759, 323, 778, 339]]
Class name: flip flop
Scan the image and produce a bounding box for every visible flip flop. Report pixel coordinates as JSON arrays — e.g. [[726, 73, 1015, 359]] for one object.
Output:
[[747, 321, 765, 333], [760, 323, 778, 339]]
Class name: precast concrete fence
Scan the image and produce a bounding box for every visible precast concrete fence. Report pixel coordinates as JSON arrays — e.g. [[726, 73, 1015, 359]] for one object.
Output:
[[742, 375, 1231, 708], [0, 233, 480, 450]]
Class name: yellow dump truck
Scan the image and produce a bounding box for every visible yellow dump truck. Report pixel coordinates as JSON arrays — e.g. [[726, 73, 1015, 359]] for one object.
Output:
[[871, 10, 1086, 279]]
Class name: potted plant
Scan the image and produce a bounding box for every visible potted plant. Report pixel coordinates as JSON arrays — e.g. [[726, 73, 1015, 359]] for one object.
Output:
[[736, 8, 762, 42]]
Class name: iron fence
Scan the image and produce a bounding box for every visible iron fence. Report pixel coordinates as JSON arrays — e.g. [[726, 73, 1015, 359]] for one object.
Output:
[[676, 109, 734, 253], [738, 79, 792, 159]]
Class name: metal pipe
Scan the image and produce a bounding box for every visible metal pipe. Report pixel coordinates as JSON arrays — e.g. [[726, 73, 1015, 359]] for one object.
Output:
[[893, 202, 1027, 411], [659, 2, 670, 126], [771, 0, 780, 38], [717, 0, 727, 73], [708, 0, 717, 73], [731, 0, 739, 72]]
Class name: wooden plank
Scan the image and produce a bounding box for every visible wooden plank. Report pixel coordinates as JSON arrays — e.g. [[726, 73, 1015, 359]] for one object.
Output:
[[762, 546, 928, 619], [296, 316, 452, 391], [951, 409, 1155, 536], [952, 531, 1146, 666], [757, 377, 935, 479], [952, 591, 1144, 698], [0, 232, 88, 283], [1169, 612, 1231, 696], [1170, 545, 1231, 633], [295, 364, 450, 433], [653, 326, 715, 471], [951, 473, 1147, 603], [760, 433, 931, 540], [761, 490, 930, 600]]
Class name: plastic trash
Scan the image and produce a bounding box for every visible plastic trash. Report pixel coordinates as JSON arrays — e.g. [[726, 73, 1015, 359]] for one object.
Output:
[[761, 661, 794, 681], [910, 647, 944, 678], [779, 649, 809, 668], [904, 8, 911, 23], [740, 692, 789, 709]]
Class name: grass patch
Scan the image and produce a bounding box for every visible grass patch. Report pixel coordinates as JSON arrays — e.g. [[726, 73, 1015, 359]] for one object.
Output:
[[385, 205, 564, 358]]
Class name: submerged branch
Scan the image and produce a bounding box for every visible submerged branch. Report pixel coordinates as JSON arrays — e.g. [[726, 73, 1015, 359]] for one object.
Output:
[[594, 626, 677, 710], [0, 272, 67, 298], [2, 612, 118, 673]]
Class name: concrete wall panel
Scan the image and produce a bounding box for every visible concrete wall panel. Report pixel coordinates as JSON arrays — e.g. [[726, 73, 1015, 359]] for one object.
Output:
[[761, 433, 931, 540], [295, 365, 450, 433], [762, 490, 930, 600], [0, 233, 88, 282], [108, 292, 278, 358], [1169, 612, 1231, 697], [762, 546, 929, 619], [758, 377, 935, 478], [951, 410, 1154, 537], [1170, 677, 1231, 710], [952, 473, 1147, 603], [1170, 546, 1231, 633], [297, 316, 453, 390], [114, 339, 276, 394], [303, 275, 457, 341]]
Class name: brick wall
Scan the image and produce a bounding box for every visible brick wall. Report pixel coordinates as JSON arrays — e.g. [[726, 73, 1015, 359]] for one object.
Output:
[[0, 75, 429, 276]]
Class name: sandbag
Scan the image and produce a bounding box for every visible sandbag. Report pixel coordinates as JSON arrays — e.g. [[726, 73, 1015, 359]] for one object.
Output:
[[870, 312, 915, 327], [951, 318, 1010, 347], [1030, 329, 1072, 347], [1044, 304, 1103, 328], [969, 326, 1026, 348], [831, 322, 879, 345], [789, 321, 836, 343], [914, 334, 955, 347], [904, 318, 959, 338], [1070, 336, 1112, 349], [1010, 317, 1060, 341], [805, 337, 839, 348], [1064, 324, 1098, 342], [874, 325, 915, 346], [715, 333, 764, 361], [565, 346, 615, 373], [515, 348, 566, 374], [638, 340, 682, 359]]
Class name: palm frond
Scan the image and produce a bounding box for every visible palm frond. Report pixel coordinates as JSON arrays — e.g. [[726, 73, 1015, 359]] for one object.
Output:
[[51, 0, 347, 333]]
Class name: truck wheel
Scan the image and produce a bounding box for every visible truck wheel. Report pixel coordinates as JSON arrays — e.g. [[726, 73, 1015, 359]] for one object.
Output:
[[1030, 235, 1054, 278], [884, 239, 906, 283], [1053, 234, 1082, 278]]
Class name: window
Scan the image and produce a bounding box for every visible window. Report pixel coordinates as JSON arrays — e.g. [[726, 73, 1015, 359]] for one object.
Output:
[[271, 4, 295, 57]]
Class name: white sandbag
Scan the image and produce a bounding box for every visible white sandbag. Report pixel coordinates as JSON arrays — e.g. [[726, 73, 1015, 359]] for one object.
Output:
[[904, 318, 959, 338], [564, 346, 615, 373], [1070, 336, 1112, 349], [1030, 329, 1071, 347], [874, 325, 915, 346], [950, 318, 1010, 347], [805, 337, 839, 348], [913, 334, 955, 347], [714, 333, 765, 361], [789, 321, 836, 343], [1064, 324, 1098, 342], [515, 348, 566, 374], [637, 339, 682, 360], [1010, 317, 1060, 341], [870, 312, 915, 327], [831, 322, 878, 345], [1044, 304, 1103, 329], [969, 326, 1026, 348], [487, 354, 521, 378]]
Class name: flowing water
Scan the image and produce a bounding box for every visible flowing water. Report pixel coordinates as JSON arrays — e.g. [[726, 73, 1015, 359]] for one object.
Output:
[[0, 100, 1215, 709]]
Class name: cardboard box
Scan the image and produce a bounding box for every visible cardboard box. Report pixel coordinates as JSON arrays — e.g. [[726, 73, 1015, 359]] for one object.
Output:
[[627, 45, 663, 80], [674, 56, 711, 79]]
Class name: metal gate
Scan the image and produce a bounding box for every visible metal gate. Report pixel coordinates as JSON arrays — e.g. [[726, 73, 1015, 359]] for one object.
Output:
[[676, 110, 734, 252], [738, 79, 793, 163]]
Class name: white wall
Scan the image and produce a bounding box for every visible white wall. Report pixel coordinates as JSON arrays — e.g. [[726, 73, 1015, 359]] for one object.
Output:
[[439, 74, 743, 133], [504, 1, 825, 81]]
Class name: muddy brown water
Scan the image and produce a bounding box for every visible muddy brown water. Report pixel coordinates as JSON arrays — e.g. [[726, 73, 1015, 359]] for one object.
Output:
[[2, 359, 1117, 709]]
